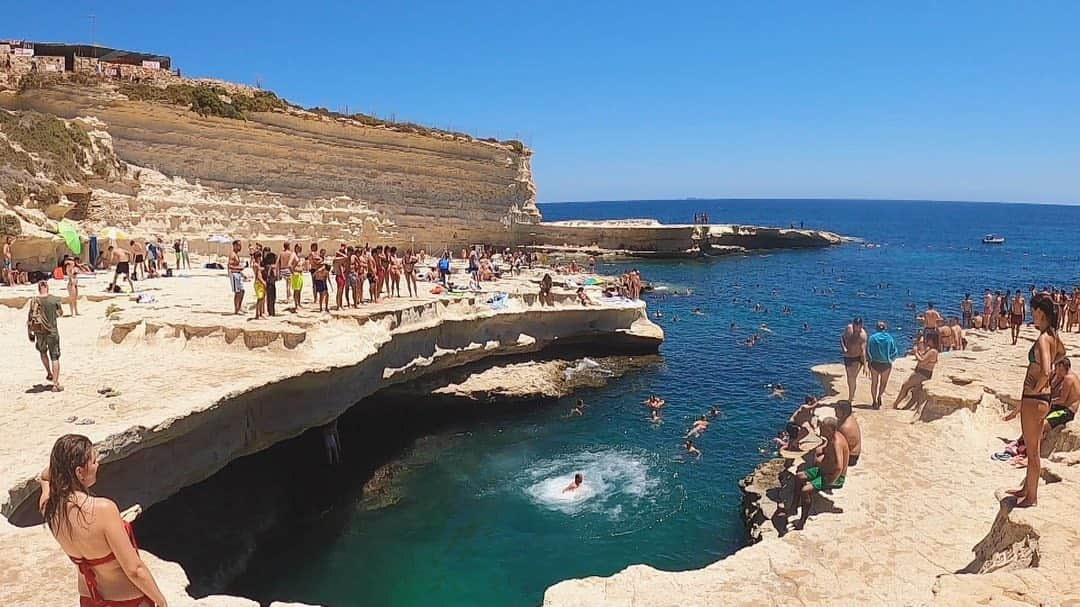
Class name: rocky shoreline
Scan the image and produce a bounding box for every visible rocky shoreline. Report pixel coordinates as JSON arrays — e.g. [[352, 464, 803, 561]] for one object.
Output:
[[0, 264, 661, 607], [544, 327, 1080, 606]]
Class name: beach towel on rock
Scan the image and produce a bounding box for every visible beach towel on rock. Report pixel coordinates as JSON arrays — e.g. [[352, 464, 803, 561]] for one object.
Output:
[[488, 292, 509, 310]]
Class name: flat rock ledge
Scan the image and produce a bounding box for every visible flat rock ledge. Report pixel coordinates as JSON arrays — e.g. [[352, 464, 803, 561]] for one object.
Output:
[[383, 354, 662, 403], [0, 266, 661, 607], [544, 327, 1080, 606]]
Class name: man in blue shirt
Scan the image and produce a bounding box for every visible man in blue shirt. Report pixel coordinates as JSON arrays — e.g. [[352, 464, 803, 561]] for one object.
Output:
[[867, 321, 899, 409]]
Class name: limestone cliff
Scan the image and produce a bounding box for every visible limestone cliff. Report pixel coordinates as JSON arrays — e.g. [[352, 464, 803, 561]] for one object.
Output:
[[0, 74, 539, 259]]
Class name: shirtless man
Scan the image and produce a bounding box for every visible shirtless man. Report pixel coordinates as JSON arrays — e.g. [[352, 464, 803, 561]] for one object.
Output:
[[332, 244, 348, 310], [922, 302, 943, 336], [353, 247, 367, 306], [949, 317, 965, 351], [961, 294, 973, 329], [793, 417, 848, 529], [308, 243, 322, 303], [130, 240, 146, 280], [108, 245, 134, 293], [289, 243, 305, 311], [990, 291, 1001, 332], [834, 401, 862, 466], [562, 473, 584, 493], [1043, 358, 1080, 437], [785, 396, 821, 450], [2, 236, 12, 285], [228, 240, 245, 315], [278, 242, 295, 306], [685, 415, 709, 439], [1011, 290, 1026, 345], [982, 289, 993, 330], [840, 318, 868, 403]]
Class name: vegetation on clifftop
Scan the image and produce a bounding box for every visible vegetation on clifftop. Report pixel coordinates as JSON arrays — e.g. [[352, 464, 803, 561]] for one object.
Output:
[[118, 82, 289, 119], [13, 70, 531, 155]]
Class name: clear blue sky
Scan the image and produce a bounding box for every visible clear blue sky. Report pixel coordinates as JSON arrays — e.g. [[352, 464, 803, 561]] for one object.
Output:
[[6, 2, 1080, 203]]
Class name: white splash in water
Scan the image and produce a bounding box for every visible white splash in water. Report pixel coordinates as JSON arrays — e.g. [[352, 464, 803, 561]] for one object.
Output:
[[523, 449, 658, 519]]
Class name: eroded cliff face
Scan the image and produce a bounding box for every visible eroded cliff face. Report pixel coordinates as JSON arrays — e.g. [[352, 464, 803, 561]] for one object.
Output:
[[0, 79, 540, 254]]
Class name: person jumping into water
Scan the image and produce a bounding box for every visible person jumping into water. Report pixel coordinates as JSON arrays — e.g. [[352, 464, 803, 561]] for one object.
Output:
[[562, 473, 584, 493]]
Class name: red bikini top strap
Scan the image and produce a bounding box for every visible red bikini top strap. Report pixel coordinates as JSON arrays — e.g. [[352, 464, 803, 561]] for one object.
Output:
[[67, 520, 138, 601]]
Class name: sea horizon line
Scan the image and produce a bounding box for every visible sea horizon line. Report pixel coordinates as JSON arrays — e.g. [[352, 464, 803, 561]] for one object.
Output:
[[538, 196, 1080, 207]]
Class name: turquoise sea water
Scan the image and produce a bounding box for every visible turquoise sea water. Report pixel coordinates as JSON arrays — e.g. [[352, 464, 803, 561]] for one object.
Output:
[[140, 199, 1080, 607]]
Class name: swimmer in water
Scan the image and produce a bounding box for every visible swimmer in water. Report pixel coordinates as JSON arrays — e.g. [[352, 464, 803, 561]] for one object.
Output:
[[562, 473, 584, 493], [760, 323, 772, 332], [685, 439, 702, 459], [772, 383, 786, 399], [803, 322, 809, 332], [569, 401, 583, 416], [691, 307, 704, 316], [709, 405, 720, 418], [686, 415, 709, 439], [730, 322, 737, 331], [650, 408, 662, 423]]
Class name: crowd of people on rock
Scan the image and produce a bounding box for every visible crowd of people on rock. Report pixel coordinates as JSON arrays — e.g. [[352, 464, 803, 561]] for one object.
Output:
[[775, 286, 1077, 532], [26, 265, 1080, 607]]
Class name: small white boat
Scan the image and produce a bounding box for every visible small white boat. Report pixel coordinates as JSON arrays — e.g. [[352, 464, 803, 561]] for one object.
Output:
[[982, 234, 1005, 244]]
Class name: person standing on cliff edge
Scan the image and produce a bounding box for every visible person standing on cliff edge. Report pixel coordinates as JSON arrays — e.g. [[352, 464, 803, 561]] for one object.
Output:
[[228, 240, 245, 315], [840, 318, 868, 403], [866, 321, 898, 409]]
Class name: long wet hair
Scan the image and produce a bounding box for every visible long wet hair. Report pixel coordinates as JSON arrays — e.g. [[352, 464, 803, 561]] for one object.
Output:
[[42, 434, 94, 536], [1032, 293, 1058, 333]]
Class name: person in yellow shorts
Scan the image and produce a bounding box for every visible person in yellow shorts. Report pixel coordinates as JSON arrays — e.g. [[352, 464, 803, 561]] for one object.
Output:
[[253, 251, 267, 319]]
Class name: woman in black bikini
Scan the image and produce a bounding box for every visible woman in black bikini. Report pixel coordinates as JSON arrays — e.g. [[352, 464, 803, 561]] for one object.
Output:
[[1009, 294, 1066, 507], [891, 331, 940, 409]]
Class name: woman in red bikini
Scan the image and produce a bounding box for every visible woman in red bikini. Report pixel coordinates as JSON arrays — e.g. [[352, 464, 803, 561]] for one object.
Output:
[[39, 434, 167, 607]]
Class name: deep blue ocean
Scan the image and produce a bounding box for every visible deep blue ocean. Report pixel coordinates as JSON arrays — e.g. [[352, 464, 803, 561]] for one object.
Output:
[[221, 199, 1080, 607]]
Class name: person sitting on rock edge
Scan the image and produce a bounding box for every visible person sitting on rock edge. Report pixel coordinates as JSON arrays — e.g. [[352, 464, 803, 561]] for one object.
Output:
[[793, 416, 848, 529], [834, 400, 862, 466]]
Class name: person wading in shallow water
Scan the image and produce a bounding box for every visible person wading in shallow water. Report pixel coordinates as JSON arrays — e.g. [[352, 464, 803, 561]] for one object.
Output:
[[39, 434, 168, 607], [840, 318, 867, 403], [1008, 293, 1066, 508]]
